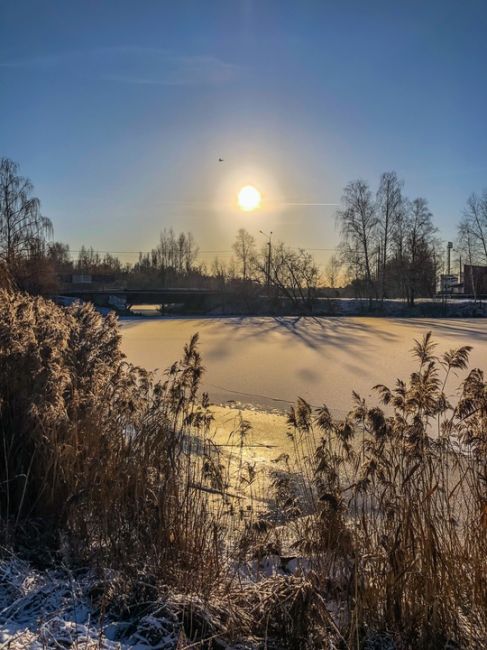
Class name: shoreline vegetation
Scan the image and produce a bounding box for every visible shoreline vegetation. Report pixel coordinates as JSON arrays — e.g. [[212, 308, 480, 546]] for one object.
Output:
[[1, 289, 487, 648]]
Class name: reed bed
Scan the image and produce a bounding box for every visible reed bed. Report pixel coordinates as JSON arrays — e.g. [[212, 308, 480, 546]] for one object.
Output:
[[0, 289, 486, 648]]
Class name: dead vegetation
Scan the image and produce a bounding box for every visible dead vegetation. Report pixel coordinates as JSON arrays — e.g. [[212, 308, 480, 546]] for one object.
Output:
[[1, 289, 487, 648], [275, 331, 487, 647]]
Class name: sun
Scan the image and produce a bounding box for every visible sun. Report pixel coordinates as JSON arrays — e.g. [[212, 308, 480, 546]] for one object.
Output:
[[238, 185, 261, 211]]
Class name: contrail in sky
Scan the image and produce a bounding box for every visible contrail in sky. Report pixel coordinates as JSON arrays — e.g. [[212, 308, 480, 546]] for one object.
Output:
[[279, 202, 339, 206], [153, 200, 339, 207]]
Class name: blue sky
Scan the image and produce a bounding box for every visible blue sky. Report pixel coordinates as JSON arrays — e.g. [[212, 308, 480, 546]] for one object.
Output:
[[1, 1, 486, 267]]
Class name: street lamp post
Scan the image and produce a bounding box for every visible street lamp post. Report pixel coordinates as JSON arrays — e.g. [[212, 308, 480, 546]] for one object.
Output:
[[259, 230, 273, 293], [447, 241, 453, 277]]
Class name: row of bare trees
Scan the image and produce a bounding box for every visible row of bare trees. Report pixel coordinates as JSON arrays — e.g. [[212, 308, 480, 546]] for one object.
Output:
[[0, 156, 440, 307], [4, 154, 486, 306], [211, 228, 320, 310], [128, 230, 202, 288], [337, 172, 441, 305], [0, 153, 318, 306]]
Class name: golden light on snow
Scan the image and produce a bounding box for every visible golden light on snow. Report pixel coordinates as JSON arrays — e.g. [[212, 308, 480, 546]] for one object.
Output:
[[238, 185, 261, 211]]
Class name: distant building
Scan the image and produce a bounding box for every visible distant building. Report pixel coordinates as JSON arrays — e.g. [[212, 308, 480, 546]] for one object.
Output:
[[60, 273, 117, 286], [439, 274, 460, 293], [439, 274, 465, 295], [463, 265, 487, 296]]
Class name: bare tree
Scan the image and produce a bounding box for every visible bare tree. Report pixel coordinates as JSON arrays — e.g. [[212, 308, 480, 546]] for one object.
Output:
[[0, 158, 52, 268], [232, 228, 256, 281], [15, 239, 60, 294], [337, 174, 442, 303], [324, 254, 342, 289], [77, 246, 102, 272], [376, 172, 404, 299], [458, 192, 487, 264], [337, 180, 377, 298], [403, 198, 438, 306], [264, 242, 320, 312], [176, 231, 199, 274], [48, 242, 71, 270], [134, 229, 199, 286], [456, 192, 487, 300], [457, 218, 480, 300], [211, 256, 227, 288]]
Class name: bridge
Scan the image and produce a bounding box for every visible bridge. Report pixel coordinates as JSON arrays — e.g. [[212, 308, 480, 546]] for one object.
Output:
[[56, 287, 226, 311]]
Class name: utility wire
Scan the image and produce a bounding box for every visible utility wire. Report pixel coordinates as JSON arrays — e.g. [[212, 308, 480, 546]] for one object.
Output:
[[67, 246, 339, 255], [68, 249, 234, 254]]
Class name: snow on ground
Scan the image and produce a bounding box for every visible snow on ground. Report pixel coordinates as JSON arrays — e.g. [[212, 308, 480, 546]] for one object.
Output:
[[0, 552, 314, 648], [0, 557, 188, 649]]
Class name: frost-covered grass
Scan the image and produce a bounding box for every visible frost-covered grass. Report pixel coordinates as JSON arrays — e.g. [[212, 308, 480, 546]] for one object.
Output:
[[0, 555, 195, 648], [1, 290, 487, 648], [0, 554, 339, 649]]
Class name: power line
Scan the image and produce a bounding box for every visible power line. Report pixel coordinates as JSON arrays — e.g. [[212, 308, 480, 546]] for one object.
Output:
[[68, 249, 234, 254], [67, 246, 340, 256]]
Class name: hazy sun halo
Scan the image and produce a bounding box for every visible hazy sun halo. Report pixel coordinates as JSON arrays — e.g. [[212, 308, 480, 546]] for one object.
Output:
[[238, 185, 261, 211]]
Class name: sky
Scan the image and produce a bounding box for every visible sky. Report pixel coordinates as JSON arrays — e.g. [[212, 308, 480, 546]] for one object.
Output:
[[1, 0, 487, 269]]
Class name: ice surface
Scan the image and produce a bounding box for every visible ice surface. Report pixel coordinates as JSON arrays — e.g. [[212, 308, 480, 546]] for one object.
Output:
[[121, 316, 487, 416]]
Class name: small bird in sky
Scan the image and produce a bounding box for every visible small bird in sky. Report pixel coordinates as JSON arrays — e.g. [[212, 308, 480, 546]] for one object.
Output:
[[218, 157, 224, 162]]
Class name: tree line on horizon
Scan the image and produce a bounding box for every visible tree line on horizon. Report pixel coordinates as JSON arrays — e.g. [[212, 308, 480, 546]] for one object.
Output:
[[1, 155, 486, 307]]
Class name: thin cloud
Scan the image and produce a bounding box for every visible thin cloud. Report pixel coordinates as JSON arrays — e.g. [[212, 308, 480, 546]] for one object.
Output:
[[0, 47, 242, 86], [101, 55, 241, 86], [142, 199, 339, 208], [0, 53, 61, 68]]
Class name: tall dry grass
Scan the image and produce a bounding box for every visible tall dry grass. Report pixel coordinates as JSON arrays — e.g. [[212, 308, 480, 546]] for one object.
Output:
[[271, 331, 487, 647], [0, 290, 230, 596], [1, 289, 487, 648]]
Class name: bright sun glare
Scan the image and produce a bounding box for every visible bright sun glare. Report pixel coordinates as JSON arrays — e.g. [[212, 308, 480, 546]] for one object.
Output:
[[238, 185, 261, 212]]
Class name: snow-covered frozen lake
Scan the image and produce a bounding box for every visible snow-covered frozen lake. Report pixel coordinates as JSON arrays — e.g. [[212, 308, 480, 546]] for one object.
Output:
[[120, 316, 487, 417]]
